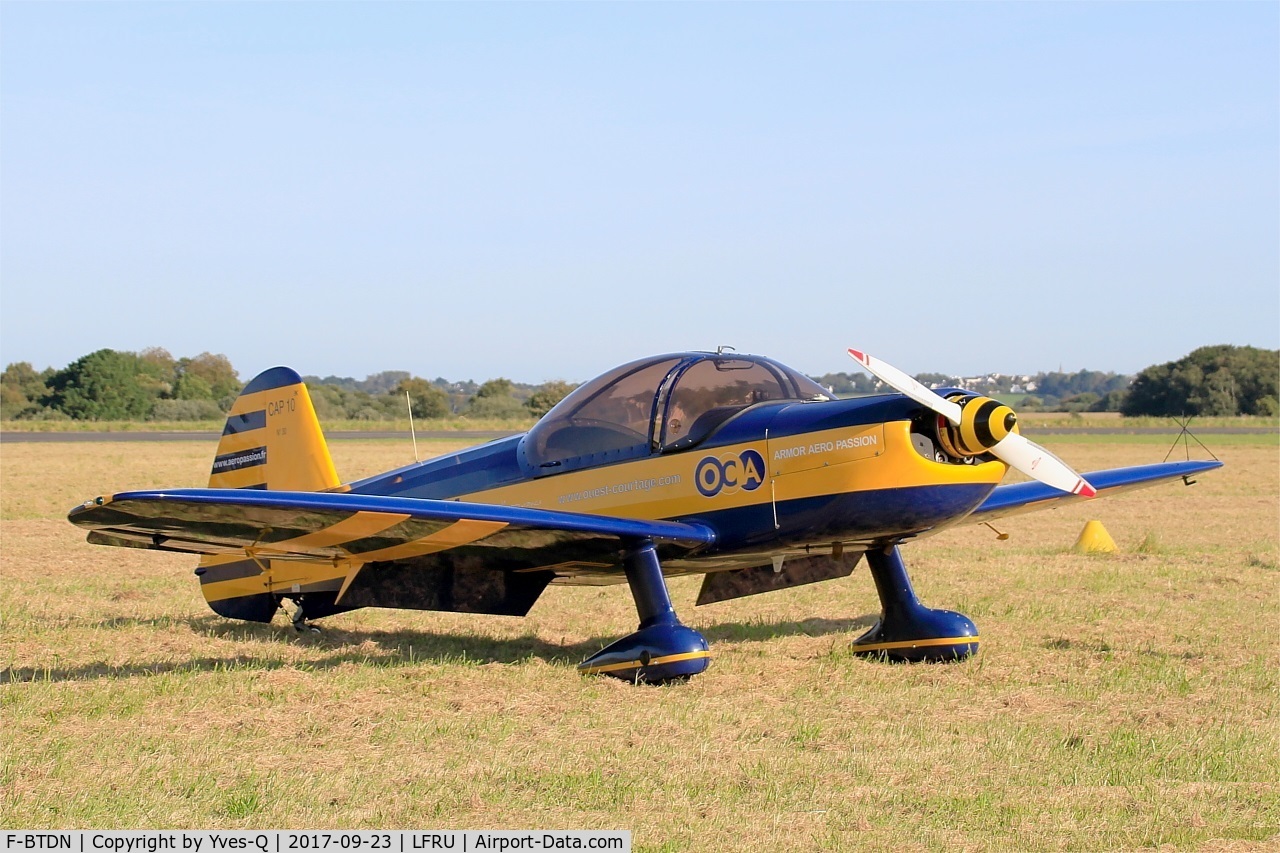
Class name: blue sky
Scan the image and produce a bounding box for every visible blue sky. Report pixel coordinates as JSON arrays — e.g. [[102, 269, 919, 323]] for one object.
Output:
[[2, 2, 1276, 384]]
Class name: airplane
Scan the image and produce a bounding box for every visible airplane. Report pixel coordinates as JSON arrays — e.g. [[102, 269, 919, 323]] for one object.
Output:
[[68, 348, 1222, 684]]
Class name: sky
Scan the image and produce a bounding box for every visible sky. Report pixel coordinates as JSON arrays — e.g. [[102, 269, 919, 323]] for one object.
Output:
[[1, 2, 1276, 385]]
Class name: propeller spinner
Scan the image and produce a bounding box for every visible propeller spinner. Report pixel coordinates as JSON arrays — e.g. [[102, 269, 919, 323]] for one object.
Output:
[[848, 348, 1097, 498]]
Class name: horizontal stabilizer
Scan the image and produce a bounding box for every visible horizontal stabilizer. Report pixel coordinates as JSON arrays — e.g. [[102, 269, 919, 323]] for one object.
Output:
[[971, 459, 1222, 522]]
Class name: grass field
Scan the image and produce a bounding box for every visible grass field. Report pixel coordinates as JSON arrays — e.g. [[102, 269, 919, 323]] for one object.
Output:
[[2, 435, 1277, 849]]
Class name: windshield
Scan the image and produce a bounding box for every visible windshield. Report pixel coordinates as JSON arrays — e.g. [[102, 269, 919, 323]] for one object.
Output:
[[522, 356, 682, 472], [661, 357, 829, 448], [522, 352, 831, 472]]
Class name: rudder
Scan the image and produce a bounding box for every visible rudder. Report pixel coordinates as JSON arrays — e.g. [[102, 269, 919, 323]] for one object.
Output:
[[209, 366, 339, 491], [198, 367, 340, 622]]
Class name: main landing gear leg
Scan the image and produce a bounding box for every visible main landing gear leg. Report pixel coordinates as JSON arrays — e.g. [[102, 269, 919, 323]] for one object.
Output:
[[578, 539, 710, 684], [851, 545, 978, 662]]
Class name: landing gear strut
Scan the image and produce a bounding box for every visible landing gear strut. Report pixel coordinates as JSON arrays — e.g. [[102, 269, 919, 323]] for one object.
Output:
[[578, 539, 710, 683], [851, 545, 979, 661]]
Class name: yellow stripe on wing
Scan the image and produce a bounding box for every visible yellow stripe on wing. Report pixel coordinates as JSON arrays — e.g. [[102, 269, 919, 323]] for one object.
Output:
[[348, 519, 508, 562], [254, 510, 411, 556], [198, 553, 255, 569], [202, 517, 510, 603], [332, 518, 508, 603], [200, 562, 349, 602]]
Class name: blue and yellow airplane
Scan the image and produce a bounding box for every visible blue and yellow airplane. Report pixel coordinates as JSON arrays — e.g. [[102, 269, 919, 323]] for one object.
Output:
[[68, 348, 1221, 683]]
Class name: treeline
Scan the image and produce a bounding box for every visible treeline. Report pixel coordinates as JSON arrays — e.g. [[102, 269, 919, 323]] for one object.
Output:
[[0, 348, 576, 422], [2, 349, 241, 422], [3, 345, 1275, 422], [813, 367, 1132, 411], [808, 345, 1276, 416], [1122, 345, 1277, 417], [302, 373, 576, 422]]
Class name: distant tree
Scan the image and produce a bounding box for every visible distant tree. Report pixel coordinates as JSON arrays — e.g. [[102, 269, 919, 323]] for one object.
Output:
[[307, 383, 353, 420], [174, 371, 214, 401], [137, 347, 178, 397], [474, 378, 514, 399], [451, 378, 480, 396], [913, 372, 955, 388], [812, 373, 851, 395], [466, 395, 528, 419], [2, 362, 50, 400], [44, 349, 155, 420], [0, 384, 31, 418], [177, 353, 240, 400], [465, 378, 524, 418], [1035, 369, 1129, 399], [1192, 368, 1239, 416], [1060, 392, 1100, 413], [1090, 389, 1128, 413], [811, 372, 877, 396], [138, 347, 177, 369], [150, 399, 224, 421], [304, 374, 362, 392], [359, 371, 411, 395], [394, 377, 450, 419], [1, 362, 51, 418], [1123, 345, 1279, 417], [526, 380, 576, 417]]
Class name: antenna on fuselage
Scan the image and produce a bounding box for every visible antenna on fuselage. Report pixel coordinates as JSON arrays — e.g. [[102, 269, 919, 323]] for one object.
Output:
[[405, 390, 420, 463], [716, 345, 736, 355]]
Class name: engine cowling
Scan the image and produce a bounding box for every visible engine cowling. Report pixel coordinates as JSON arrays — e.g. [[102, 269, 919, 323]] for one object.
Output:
[[934, 394, 1018, 459]]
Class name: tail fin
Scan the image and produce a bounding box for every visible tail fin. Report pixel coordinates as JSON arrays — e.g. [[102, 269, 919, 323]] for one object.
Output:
[[199, 367, 339, 623], [209, 366, 339, 491]]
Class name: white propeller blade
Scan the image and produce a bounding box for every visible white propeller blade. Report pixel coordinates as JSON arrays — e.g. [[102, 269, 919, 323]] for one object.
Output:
[[991, 432, 1097, 497], [847, 347, 1096, 498], [847, 348, 962, 425]]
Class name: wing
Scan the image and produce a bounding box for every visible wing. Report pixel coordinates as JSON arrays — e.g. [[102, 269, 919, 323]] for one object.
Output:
[[69, 488, 715, 561], [70, 489, 718, 621], [970, 459, 1222, 523]]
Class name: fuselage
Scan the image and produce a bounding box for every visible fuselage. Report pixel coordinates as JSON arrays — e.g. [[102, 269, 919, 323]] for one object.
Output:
[[347, 393, 1007, 573]]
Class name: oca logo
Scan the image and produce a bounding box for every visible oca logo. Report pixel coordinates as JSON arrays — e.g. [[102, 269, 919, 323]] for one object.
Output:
[[696, 449, 766, 498]]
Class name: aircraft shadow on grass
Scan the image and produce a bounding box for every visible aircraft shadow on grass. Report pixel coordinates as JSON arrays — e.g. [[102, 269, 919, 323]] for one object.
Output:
[[2, 613, 875, 684]]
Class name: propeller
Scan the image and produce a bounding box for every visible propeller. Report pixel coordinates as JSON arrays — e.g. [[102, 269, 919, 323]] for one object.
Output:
[[848, 348, 1097, 498]]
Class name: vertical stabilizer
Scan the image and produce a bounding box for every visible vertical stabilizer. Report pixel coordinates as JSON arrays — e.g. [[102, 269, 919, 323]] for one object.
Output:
[[199, 367, 339, 622], [209, 366, 339, 491]]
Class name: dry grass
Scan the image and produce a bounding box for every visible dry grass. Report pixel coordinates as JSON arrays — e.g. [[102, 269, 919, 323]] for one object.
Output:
[[1, 436, 1276, 849]]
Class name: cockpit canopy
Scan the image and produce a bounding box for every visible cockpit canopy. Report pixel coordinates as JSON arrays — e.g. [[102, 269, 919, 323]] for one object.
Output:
[[521, 352, 830, 474]]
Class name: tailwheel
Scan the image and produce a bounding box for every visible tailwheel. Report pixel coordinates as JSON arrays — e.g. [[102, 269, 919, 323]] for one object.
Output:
[[851, 545, 979, 662], [287, 597, 322, 634], [578, 539, 710, 684]]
